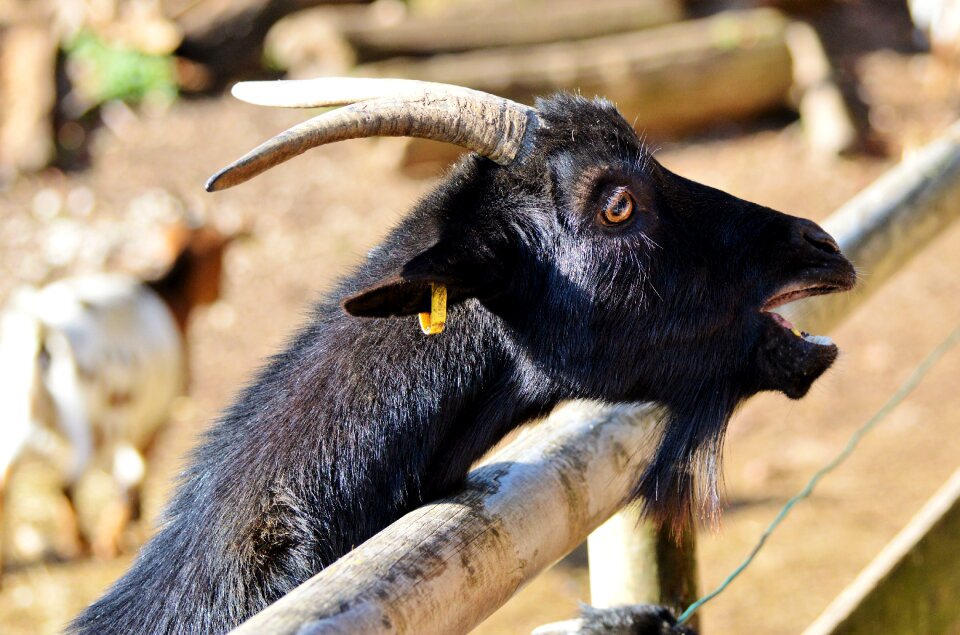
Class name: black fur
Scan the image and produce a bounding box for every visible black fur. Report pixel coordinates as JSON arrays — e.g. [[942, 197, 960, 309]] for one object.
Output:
[[577, 605, 697, 634], [71, 94, 855, 633]]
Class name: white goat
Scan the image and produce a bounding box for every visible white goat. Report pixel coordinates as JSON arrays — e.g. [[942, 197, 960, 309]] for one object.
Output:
[[0, 222, 234, 566], [0, 275, 184, 558], [909, 0, 960, 55]]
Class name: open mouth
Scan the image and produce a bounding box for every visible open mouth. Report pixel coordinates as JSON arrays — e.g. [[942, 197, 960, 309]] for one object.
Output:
[[760, 279, 852, 348], [754, 275, 854, 398]]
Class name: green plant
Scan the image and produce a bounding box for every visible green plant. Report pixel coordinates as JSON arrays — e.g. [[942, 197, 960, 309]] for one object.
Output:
[[64, 30, 177, 108]]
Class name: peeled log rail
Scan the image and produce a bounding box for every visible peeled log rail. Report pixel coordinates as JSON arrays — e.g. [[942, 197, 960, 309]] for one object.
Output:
[[360, 9, 794, 142], [231, 403, 662, 634], [231, 121, 960, 634]]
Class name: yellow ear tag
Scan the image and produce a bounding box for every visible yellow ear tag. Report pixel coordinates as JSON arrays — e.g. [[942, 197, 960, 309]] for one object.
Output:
[[418, 283, 447, 335]]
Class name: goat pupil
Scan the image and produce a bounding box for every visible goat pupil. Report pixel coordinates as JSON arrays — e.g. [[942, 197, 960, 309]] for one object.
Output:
[[603, 190, 634, 224]]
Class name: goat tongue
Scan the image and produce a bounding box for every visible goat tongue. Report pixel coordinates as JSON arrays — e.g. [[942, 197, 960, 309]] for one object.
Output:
[[768, 311, 834, 346], [768, 311, 796, 331]]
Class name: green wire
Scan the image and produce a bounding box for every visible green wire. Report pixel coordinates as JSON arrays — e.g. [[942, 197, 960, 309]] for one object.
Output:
[[677, 322, 960, 625]]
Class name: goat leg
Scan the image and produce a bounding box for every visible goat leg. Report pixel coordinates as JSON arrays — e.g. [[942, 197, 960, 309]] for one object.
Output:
[[55, 483, 89, 560]]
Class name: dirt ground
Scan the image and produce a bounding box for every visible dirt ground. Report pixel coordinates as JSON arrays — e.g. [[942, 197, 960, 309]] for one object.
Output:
[[2, 17, 960, 635]]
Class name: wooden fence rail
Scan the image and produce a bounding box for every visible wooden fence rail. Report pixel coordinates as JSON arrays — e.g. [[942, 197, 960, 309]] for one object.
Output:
[[232, 402, 661, 634], [231, 121, 960, 634], [803, 467, 960, 635]]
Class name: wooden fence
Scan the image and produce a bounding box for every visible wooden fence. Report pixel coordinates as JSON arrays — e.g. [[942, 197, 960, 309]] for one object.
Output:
[[804, 467, 960, 635], [231, 121, 960, 634]]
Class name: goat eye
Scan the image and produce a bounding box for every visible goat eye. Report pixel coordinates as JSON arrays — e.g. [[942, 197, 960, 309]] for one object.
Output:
[[601, 189, 636, 225]]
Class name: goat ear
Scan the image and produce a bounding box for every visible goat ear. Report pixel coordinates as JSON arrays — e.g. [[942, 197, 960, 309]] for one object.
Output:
[[341, 243, 490, 318]]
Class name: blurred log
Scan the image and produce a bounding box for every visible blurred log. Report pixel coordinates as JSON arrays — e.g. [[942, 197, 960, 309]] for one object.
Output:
[[162, 0, 370, 87], [405, 0, 483, 15], [0, 23, 58, 178], [265, 0, 681, 77], [264, 4, 375, 77], [786, 22, 859, 156], [363, 9, 793, 170], [90, 7, 184, 56], [339, 0, 682, 62], [0, 1, 55, 25]]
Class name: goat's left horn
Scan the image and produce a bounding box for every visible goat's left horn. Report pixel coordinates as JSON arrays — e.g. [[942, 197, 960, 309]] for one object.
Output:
[[205, 78, 537, 192]]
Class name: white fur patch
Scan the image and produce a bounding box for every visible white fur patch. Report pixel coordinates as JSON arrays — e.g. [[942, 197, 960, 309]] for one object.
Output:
[[0, 273, 185, 489]]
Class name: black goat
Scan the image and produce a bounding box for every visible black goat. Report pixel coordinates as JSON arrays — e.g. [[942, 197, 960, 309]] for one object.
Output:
[[533, 605, 698, 635], [71, 79, 855, 634]]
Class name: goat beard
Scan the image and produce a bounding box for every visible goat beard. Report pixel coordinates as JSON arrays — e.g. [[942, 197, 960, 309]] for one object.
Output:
[[633, 389, 741, 535]]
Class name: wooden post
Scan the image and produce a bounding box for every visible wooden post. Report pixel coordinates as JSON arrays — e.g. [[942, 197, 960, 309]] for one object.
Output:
[[785, 22, 859, 157], [803, 468, 960, 635], [588, 510, 700, 630]]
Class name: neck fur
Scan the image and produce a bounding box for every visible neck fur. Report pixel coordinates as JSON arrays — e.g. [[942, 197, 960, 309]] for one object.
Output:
[[78, 296, 547, 634]]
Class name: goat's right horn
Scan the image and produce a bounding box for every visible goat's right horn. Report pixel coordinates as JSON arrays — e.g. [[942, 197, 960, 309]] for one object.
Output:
[[205, 78, 537, 192]]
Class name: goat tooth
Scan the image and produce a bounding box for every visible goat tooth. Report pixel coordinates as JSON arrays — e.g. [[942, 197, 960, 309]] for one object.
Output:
[[803, 334, 834, 346]]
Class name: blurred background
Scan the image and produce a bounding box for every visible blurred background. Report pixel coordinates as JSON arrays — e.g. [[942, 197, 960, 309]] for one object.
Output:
[[1, 0, 960, 633]]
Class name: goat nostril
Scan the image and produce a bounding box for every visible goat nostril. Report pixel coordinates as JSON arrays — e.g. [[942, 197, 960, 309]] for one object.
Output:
[[802, 226, 841, 255]]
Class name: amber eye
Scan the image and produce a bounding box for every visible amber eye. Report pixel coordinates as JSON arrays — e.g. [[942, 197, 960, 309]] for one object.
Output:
[[601, 188, 636, 225]]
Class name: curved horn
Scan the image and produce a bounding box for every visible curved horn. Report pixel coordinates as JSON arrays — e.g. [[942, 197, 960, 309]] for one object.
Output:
[[206, 78, 537, 192]]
